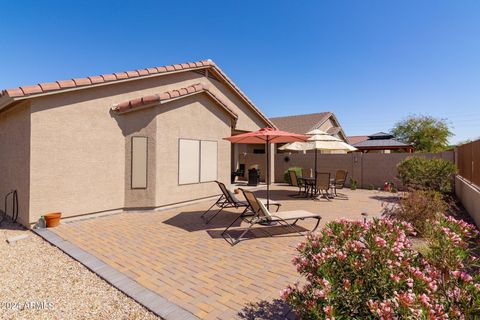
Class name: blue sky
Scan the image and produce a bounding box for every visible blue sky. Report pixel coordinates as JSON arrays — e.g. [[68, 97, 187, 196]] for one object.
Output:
[[1, 1, 479, 143]]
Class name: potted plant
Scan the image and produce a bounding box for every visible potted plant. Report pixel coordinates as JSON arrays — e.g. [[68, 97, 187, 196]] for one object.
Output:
[[44, 212, 62, 228]]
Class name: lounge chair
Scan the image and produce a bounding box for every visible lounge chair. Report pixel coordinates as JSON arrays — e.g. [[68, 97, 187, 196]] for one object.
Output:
[[222, 189, 321, 245], [330, 170, 348, 197], [201, 181, 280, 224], [314, 172, 332, 200]]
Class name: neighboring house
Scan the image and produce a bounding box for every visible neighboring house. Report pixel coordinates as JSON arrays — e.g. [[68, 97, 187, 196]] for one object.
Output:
[[270, 112, 347, 140], [348, 132, 414, 153], [270, 112, 348, 154], [346, 135, 369, 145], [0, 59, 274, 227]]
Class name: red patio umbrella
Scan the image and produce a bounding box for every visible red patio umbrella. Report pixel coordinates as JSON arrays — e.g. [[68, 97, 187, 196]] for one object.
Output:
[[224, 127, 308, 208]]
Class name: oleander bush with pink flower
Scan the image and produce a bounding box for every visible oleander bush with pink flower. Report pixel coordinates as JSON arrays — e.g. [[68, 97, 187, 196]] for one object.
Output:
[[282, 217, 479, 319]]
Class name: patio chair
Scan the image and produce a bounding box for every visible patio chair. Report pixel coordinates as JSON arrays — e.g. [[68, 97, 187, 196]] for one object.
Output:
[[330, 170, 348, 197], [301, 168, 313, 179], [314, 172, 332, 200], [288, 170, 307, 196], [222, 189, 321, 245], [201, 181, 280, 224]]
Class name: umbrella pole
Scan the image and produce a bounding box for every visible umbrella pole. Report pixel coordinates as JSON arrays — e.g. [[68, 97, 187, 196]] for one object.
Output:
[[266, 140, 270, 209], [315, 149, 318, 176]]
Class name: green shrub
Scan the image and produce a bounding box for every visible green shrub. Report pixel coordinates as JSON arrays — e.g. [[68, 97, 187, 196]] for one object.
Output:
[[383, 190, 447, 236], [397, 157, 457, 193], [284, 167, 302, 184], [349, 177, 358, 190]]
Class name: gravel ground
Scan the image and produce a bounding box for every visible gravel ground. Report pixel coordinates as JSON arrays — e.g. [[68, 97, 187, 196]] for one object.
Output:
[[0, 221, 160, 320]]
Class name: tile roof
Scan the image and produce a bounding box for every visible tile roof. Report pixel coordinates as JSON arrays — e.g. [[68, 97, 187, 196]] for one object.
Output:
[[0, 59, 273, 128], [270, 112, 332, 134], [347, 135, 369, 145], [111, 83, 238, 119], [0, 60, 213, 98]]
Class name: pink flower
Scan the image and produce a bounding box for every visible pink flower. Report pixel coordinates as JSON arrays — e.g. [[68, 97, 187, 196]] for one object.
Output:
[[460, 272, 472, 282], [323, 305, 333, 316], [313, 289, 326, 299], [335, 251, 347, 261], [428, 282, 438, 292], [406, 278, 414, 288], [374, 236, 387, 247], [452, 271, 473, 282], [390, 274, 401, 283], [419, 293, 430, 306], [296, 242, 305, 250], [280, 287, 293, 299]]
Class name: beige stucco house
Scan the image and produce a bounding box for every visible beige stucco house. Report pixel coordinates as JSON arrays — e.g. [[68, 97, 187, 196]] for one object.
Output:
[[0, 59, 274, 227], [270, 112, 348, 154], [270, 112, 347, 141]]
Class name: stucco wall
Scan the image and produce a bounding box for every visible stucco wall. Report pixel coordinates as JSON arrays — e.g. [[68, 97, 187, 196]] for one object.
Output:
[[268, 151, 454, 188], [455, 176, 480, 227], [121, 107, 157, 208], [318, 118, 334, 132], [207, 78, 267, 131], [0, 102, 31, 226], [154, 94, 232, 206], [29, 90, 126, 223], [25, 71, 261, 223]]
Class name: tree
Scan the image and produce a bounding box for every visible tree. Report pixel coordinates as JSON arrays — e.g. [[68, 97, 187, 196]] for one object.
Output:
[[391, 115, 453, 152]]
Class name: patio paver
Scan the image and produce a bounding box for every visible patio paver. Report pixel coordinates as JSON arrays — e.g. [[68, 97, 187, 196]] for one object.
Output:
[[46, 186, 390, 319]]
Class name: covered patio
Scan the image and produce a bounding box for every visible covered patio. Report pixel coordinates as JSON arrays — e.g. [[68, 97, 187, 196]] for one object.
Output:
[[47, 185, 390, 319]]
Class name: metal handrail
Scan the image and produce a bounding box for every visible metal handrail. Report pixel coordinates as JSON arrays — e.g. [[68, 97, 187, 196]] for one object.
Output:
[[0, 190, 18, 225]]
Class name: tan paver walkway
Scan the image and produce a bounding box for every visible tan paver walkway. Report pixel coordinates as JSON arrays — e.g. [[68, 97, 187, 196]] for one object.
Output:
[[52, 186, 391, 319]]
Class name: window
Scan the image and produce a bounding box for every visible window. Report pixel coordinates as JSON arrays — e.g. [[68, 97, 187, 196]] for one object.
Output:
[[178, 139, 218, 185], [131, 136, 148, 189], [200, 140, 218, 182], [178, 139, 200, 185]]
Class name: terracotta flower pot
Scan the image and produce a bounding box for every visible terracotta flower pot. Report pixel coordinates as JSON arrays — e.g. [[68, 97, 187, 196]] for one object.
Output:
[[44, 212, 62, 228]]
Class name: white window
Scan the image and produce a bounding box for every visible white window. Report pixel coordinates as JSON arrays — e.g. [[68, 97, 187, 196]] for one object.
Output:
[[178, 139, 218, 185], [200, 140, 218, 182], [178, 139, 200, 185], [131, 136, 148, 189]]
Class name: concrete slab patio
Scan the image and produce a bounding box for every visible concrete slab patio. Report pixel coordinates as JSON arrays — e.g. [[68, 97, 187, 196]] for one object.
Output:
[[41, 185, 392, 319]]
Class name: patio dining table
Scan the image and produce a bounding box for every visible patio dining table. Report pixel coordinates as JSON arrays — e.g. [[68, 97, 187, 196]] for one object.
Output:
[[299, 176, 336, 199], [298, 177, 316, 197]]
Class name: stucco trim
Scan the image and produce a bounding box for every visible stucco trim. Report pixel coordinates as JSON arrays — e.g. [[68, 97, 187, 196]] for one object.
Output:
[[111, 83, 239, 123], [325, 113, 348, 141]]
